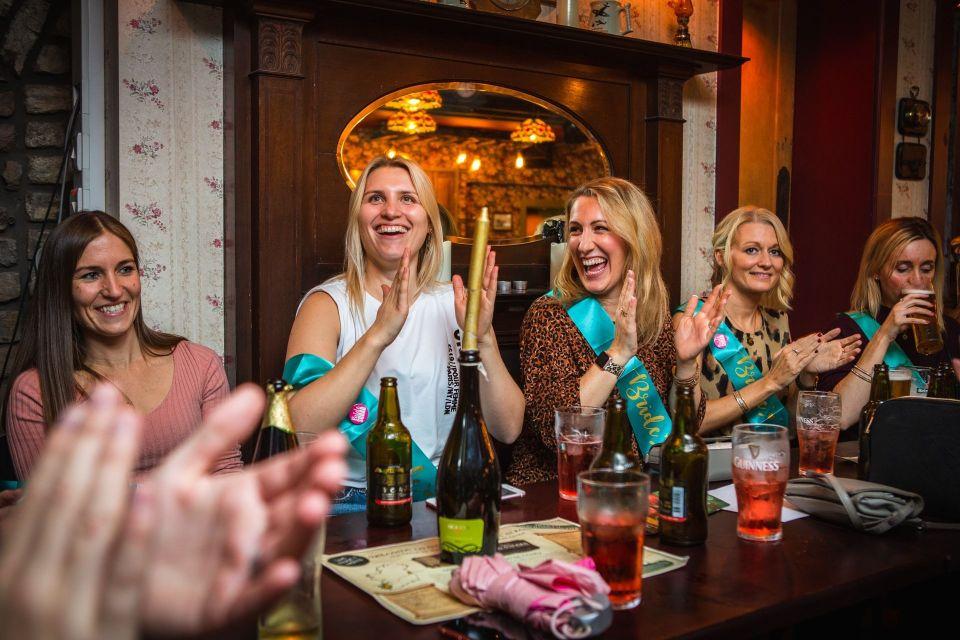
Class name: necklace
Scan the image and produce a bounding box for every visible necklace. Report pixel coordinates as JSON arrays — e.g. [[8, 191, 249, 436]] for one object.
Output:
[[79, 365, 135, 407]]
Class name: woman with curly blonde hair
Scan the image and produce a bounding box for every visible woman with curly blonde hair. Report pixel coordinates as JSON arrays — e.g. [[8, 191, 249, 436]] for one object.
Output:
[[678, 206, 860, 436], [285, 156, 523, 513], [507, 177, 728, 485]]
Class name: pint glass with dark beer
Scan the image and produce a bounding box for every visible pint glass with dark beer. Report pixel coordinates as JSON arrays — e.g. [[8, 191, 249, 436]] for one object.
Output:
[[903, 289, 944, 355], [731, 424, 789, 542]]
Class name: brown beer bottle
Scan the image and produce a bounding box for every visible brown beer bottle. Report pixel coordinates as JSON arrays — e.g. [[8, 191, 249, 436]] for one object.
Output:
[[251, 379, 298, 462], [659, 384, 708, 546], [366, 377, 413, 527], [858, 363, 890, 480], [591, 390, 642, 472], [929, 362, 958, 399]]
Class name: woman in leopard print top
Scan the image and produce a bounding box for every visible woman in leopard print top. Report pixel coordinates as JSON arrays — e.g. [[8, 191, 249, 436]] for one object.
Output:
[[677, 207, 861, 436], [506, 178, 728, 486]]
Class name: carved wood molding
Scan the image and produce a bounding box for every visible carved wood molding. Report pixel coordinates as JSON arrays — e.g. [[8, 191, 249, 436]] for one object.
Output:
[[255, 18, 305, 78], [654, 77, 685, 121]]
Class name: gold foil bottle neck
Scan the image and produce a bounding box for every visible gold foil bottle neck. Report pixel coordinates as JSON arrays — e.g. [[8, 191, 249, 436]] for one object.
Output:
[[263, 379, 296, 434]]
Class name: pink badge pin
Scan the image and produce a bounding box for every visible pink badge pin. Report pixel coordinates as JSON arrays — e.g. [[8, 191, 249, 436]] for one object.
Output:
[[348, 403, 369, 425], [713, 334, 728, 349]]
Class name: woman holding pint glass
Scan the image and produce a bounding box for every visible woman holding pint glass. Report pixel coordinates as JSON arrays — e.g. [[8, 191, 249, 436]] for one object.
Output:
[[819, 217, 960, 427], [506, 177, 729, 487]]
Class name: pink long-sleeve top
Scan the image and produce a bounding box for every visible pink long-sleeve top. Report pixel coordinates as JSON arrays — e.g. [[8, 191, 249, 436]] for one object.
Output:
[[6, 340, 243, 481]]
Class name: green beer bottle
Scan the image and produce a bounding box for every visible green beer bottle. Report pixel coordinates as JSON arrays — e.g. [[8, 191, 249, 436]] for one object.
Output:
[[858, 363, 890, 480], [251, 379, 298, 462], [658, 384, 708, 546], [436, 350, 501, 564], [591, 390, 642, 472], [366, 377, 412, 527]]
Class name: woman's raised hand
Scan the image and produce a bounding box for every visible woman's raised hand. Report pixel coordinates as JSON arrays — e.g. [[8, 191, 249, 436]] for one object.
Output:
[[673, 285, 731, 363], [608, 270, 638, 363], [0, 385, 150, 640], [878, 291, 935, 342], [454, 249, 499, 345], [804, 329, 862, 374], [765, 333, 822, 391], [369, 248, 411, 348]]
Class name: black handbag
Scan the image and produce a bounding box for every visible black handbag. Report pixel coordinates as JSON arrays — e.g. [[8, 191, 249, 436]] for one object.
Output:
[[866, 396, 960, 522]]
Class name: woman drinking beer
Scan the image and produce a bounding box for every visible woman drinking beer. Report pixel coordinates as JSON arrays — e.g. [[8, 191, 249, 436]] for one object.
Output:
[[507, 177, 728, 485], [819, 217, 960, 427], [285, 156, 523, 513], [678, 207, 861, 435]]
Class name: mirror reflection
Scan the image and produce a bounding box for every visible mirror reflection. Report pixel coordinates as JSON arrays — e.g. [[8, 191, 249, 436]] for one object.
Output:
[[338, 83, 609, 241]]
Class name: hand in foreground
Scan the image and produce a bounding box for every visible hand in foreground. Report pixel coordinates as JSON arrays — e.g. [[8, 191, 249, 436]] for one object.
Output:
[[879, 292, 935, 341], [454, 248, 499, 346], [607, 270, 638, 363], [766, 333, 822, 391], [139, 384, 348, 637], [673, 285, 731, 363], [0, 488, 23, 525], [369, 248, 411, 348], [0, 386, 150, 640], [804, 329, 862, 374]]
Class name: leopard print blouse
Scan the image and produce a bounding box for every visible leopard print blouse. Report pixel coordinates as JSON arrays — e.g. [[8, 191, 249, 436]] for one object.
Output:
[[506, 296, 707, 486], [699, 307, 791, 436]]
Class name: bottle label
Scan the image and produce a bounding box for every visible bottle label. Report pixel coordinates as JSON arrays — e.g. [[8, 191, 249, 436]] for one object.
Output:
[[371, 465, 411, 506], [660, 485, 687, 523], [438, 517, 484, 555]]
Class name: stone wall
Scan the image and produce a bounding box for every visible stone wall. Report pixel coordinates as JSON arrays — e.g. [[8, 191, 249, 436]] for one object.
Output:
[[0, 0, 72, 374]]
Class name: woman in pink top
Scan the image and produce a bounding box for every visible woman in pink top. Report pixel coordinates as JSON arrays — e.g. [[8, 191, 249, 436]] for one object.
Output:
[[4, 211, 241, 480]]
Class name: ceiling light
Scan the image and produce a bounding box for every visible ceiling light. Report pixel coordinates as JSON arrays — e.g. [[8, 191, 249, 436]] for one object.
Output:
[[510, 118, 556, 144], [385, 90, 443, 113], [387, 111, 437, 135]]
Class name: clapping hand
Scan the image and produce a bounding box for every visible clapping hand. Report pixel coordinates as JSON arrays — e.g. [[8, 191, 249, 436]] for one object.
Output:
[[370, 248, 411, 348], [454, 248, 499, 346], [673, 285, 731, 363], [804, 329, 862, 374], [607, 270, 639, 363], [0, 386, 151, 640], [139, 385, 347, 636]]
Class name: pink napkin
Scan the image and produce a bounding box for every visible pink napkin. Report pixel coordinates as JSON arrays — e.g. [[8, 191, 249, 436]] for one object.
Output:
[[449, 554, 611, 639]]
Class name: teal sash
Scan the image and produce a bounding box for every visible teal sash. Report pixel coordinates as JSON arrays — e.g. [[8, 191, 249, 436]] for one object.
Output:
[[283, 354, 437, 501], [557, 295, 672, 455], [682, 300, 789, 426], [845, 312, 924, 387]]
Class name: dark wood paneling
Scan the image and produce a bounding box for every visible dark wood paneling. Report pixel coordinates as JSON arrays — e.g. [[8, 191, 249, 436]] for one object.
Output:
[[716, 0, 744, 221], [872, 0, 900, 221], [929, 0, 958, 283], [224, 0, 744, 384], [790, 0, 898, 336]]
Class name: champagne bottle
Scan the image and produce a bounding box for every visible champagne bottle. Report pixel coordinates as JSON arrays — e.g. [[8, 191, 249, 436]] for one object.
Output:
[[858, 363, 890, 480], [436, 350, 501, 564], [366, 377, 412, 527], [251, 379, 297, 462], [658, 384, 708, 546], [590, 390, 642, 472], [927, 365, 944, 398]]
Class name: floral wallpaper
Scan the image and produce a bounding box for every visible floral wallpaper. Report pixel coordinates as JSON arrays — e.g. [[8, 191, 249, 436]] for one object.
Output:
[[555, 0, 719, 296], [117, 1, 225, 358], [892, 0, 936, 219]]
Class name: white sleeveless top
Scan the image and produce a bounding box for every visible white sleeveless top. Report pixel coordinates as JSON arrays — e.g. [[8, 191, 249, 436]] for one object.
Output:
[[297, 278, 461, 488]]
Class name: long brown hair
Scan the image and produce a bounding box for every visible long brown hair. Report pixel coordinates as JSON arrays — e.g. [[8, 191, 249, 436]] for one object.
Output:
[[849, 216, 946, 332], [9, 212, 183, 425]]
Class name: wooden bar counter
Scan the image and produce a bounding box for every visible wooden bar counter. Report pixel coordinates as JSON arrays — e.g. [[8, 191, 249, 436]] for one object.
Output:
[[320, 452, 959, 638]]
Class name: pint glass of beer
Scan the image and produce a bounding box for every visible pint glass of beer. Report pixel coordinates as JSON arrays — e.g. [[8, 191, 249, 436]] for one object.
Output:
[[796, 391, 841, 476], [888, 367, 913, 398], [903, 289, 944, 355], [577, 469, 649, 610], [555, 407, 605, 500], [731, 424, 789, 542]]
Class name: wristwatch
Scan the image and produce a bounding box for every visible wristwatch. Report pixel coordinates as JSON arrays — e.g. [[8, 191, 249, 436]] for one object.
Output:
[[595, 351, 625, 378]]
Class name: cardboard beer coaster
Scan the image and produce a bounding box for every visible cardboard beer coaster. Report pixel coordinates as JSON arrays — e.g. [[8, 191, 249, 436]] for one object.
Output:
[[321, 518, 689, 625]]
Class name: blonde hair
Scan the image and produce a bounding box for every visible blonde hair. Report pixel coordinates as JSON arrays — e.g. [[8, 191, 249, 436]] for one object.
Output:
[[850, 216, 946, 331], [341, 156, 445, 319], [553, 177, 669, 347], [711, 206, 795, 311]]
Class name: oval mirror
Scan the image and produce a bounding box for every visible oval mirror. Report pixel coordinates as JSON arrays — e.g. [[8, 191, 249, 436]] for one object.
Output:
[[337, 83, 610, 242]]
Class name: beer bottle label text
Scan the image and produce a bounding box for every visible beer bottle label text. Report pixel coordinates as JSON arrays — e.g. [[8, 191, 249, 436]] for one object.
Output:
[[372, 465, 412, 506], [438, 517, 485, 555]]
